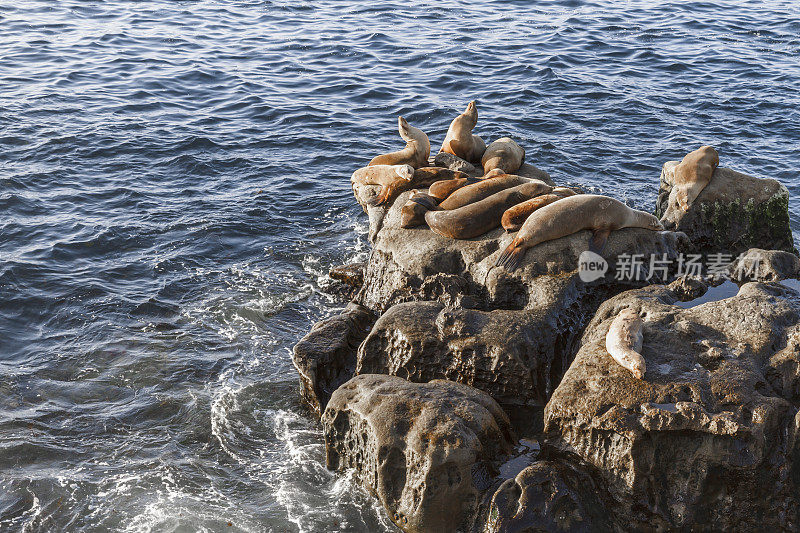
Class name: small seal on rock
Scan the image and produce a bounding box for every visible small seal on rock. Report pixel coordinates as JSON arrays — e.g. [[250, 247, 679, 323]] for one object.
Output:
[[673, 145, 719, 212], [605, 308, 646, 379], [501, 187, 577, 232], [369, 116, 431, 169], [481, 137, 525, 176], [439, 100, 486, 164], [496, 194, 664, 271], [422, 180, 552, 239]]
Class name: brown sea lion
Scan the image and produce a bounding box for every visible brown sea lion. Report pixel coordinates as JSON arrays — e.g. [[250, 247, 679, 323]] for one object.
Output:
[[351, 164, 413, 187], [428, 175, 483, 202], [433, 173, 530, 211], [372, 167, 470, 206], [423, 180, 552, 239], [369, 116, 430, 169], [673, 145, 719, 212], [605, 308, 645, 379], [501, 187, 577, 232], [496, 194, 664, 271], [440, 100, 486, 164], [481, 137, 525, 176]]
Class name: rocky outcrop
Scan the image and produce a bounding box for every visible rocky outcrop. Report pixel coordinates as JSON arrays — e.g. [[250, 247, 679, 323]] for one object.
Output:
[[322, 374, 515, 533], [544, 282, 800, 531], [291, 303, 375, 416], [358, 187, 689, 313], [729, 248, 800, 282], [356, 299, 580, 436], [656, 162, 795, 255], [486, 460, 612, 532]]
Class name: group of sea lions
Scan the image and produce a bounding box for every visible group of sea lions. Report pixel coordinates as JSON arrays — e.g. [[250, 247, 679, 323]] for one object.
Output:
[[350, 100, 718, 267], [351, 103, 722, 380]]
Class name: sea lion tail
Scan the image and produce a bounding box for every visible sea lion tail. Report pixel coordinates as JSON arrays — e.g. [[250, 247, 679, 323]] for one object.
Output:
[[409, 193, 440, 211], [496, 242, 524, 271]]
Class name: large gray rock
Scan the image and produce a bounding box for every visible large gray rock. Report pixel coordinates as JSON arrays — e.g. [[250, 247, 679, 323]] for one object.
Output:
[[485, 460, 611, 533], [355, 299, 583, 436], [323, 374, 515, 533], [544, 282, 800, 531], [655, 162, 796, 256], [729, 248, 800, 282], [292, 303, 375, 416]]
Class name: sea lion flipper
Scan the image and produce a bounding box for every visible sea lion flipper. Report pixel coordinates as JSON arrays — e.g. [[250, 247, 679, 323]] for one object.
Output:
[[589, 229, 611, 254], [496, 243, 524, 271], [410, 194, 439, 211]]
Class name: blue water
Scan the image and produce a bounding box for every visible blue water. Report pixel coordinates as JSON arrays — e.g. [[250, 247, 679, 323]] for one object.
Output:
[[1, 1, 798, 531]]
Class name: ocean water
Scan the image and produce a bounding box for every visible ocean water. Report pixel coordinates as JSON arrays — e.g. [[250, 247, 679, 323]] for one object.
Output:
[[1, 1, 798, 531]]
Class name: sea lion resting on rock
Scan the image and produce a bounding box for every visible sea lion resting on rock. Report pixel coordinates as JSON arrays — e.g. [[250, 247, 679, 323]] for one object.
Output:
[[481, 137, 525, 176], [372, 167, 471, 207], [419, 180, 552, 239], [501, 187, 577, 231], [496, 194, 664, 271], [605, 308, 646, 379], [351, 164, 413, 188], [428, 175, 483, 202], [402, 174, 531, 229], [673, 145, 719, 212], [369, 116, 430, 169], [440, 101, 486, 164]]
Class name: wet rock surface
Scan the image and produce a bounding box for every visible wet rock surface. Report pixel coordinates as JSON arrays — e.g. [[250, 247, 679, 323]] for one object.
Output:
[[544, 282, 800, 531], [656, 162, 795, 255], [322, 374, 515, 533], [292, 303, 375, 416]]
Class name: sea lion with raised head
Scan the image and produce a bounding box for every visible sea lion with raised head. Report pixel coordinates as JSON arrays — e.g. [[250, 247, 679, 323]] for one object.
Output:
[[496, 194, 664, 271], [440, 100, 486, 164], [673, 145, 719, 212], [423, 180, 552, 239], [481, 137, 525, 176], [372, 167, 471, 206], [501, 187, 577, 231], [605, 308, 646, 379], [369, 116, 430, 169]]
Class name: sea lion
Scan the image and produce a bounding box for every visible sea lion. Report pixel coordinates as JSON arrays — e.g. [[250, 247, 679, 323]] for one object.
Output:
[[351, 164, 413, 187], [440, 100, 486, 164], [673, 145, 719, 212], [605, 308, 646, 379], [501, 187, 577, 232], [373, 167, 470, 206], [401, 190, 435, 228], [430, 173, 530, 211], [369, 116, 431, 169], [496, 194, 664, 271], [423, 180, 552, 239], [481, 137, 525, 176], [428, 175, 483, 201]]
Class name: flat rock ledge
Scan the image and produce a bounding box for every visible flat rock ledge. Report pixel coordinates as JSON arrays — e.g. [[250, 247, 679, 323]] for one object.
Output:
[[322, 374, 515, 533], [544, 281, 800, 531]]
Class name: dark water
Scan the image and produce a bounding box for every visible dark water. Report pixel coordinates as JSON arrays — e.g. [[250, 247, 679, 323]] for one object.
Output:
[[1, 1, 798, 531]]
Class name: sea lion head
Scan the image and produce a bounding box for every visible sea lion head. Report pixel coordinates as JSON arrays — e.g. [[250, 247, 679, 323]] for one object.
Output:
[[398, 116, 411, 139], [464, 100, 478, 125], [394, 164, 414, 181], [642, 211, 665, 231]]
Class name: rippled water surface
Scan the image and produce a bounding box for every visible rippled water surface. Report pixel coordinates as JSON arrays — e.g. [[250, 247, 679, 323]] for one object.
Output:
[[1, 1, 799, 531]]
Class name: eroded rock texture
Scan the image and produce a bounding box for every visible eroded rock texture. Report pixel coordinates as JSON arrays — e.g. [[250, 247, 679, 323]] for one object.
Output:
[[729, 247, 800, 282], [322, 374, 515, 533], [291, 303, 375, 416], [486, 460, 611, 533], [544, 282, 800, 531], [656, 162, 795, 255]]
